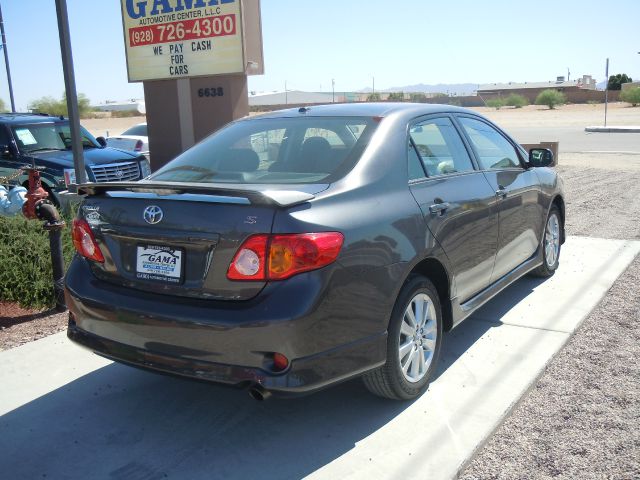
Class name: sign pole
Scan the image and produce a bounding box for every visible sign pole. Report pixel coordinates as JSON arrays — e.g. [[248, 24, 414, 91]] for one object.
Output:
[[604, 58, 609, 128], [0, 2, 15, 113], [54, 0, 86, 186]]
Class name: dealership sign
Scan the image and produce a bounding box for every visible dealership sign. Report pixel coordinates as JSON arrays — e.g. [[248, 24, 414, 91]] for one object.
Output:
[[121, 0, 247, 82]]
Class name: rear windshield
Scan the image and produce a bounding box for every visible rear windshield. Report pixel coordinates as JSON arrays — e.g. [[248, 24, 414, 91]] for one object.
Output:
[[149, 116, 378, 184], [122, 124, 147, 136]]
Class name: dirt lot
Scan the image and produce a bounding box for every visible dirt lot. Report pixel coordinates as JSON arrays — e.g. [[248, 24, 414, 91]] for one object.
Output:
[[82, 102, 639, 139], [473, 102, 639, 127]]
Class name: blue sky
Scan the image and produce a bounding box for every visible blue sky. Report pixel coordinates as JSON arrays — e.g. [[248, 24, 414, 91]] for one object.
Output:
[[0, 0, 639, 109]]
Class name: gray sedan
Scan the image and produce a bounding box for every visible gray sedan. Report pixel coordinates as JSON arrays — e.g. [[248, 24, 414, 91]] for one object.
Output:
[[65, 103, 565, 400]]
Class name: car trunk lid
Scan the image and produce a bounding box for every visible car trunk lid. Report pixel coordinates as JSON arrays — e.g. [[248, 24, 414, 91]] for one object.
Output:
[[78, 181, 325, 301]]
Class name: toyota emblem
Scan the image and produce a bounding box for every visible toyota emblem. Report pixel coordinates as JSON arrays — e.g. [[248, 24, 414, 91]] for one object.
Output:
[[115, 169, 124, 178], [143, 205, 163, 225]]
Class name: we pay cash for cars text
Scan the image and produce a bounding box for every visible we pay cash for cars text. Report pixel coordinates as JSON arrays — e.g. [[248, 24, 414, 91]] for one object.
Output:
[[129, 15, 232, 77]]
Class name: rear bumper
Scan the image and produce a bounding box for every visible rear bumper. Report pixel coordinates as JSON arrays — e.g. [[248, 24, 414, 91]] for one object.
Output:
[[64, 258, 387, 395], [67, 322, 385, 395]]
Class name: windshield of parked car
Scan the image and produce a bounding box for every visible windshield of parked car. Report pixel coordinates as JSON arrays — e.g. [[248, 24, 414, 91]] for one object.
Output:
[[149, 116, 378, 184], [12, 122, 99, 153], [122, 124, 147, 136]]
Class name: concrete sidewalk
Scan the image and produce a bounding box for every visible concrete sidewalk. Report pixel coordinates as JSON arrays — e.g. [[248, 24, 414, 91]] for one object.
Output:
[[0, 236, 638, 480], [584, 125, 640, 133]]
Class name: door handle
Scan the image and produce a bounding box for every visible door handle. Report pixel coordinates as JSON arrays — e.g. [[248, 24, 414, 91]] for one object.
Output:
[[429, 202, 450, 215], [495, 187, 507, 199]]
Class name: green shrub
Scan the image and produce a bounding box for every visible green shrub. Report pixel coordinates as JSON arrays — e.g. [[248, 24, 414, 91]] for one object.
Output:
[[535, 89, 566, 109], [505, 93, 529, 108], [387, 92, 405, 101], [486, 98, 506, 110], [409, 93, 428, 102], [620, 87, 640, 107], [366, 93, 381, 102], [0, 214, 75, 309], [110, 109, 144, 118], [28, 92, 93, 118]]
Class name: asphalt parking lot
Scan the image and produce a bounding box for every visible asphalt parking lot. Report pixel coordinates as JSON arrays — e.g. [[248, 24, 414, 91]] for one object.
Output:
[[0, 236, 638, 480]]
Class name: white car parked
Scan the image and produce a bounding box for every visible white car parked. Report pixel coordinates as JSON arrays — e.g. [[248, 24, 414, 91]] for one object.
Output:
[[106, 123, 150, 166]]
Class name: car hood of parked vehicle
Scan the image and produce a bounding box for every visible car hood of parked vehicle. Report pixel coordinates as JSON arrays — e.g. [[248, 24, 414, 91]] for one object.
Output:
[[30, 147, 142, 169]]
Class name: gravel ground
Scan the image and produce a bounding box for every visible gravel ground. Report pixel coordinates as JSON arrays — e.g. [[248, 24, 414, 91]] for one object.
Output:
[[0, 302, 67, 351], [460, 152, 640, 480]]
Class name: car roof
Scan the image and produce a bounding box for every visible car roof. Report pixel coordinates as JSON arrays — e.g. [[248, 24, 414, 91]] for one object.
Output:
[[0, 113, 66, 125], [250, 102, 472, 119]]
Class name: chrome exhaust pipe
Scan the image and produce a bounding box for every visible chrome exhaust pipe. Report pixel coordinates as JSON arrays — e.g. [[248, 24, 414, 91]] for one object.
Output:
[[248, 385, 271, 401]]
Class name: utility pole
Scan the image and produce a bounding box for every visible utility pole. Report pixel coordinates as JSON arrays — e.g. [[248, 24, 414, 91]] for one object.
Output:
[[55, 0, 86, 186], [604, 58, 609, 127], [0, 2, 16, 112]]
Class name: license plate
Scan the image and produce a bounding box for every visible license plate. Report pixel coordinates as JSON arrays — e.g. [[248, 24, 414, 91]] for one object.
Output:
[[136, 245, 183, 284]]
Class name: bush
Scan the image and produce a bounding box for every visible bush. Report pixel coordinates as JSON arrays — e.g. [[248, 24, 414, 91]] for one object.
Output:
[[0, 214, 75, 309], [409, 93, 428, 102], [535, 89, 566, 109], [387, 92, 405, 101], [620, 87, 640, 107], [505, 93, 529, 108], [366, 93, 381, 102], [486, 98, 506, 110], [28, 92, 94, 118], [110, 109, 143, 118]]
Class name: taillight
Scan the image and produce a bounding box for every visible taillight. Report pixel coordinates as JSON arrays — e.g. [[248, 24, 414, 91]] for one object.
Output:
[[134, 140, 143, 152], [227, 234, 268, 280], [72, 219, 105, 263], [227, 232, 343, 281]]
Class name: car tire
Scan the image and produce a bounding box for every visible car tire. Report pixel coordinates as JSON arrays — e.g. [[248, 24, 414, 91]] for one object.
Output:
[[363, 275, 443, 400], [531, 205, 562, 278]]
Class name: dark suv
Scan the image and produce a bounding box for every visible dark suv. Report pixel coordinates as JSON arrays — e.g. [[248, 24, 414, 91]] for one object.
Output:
[[0, 113, 151, 204]]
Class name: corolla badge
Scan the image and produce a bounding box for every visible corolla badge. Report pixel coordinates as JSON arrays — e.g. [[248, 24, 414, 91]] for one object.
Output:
[[143, 205, 163, 225]]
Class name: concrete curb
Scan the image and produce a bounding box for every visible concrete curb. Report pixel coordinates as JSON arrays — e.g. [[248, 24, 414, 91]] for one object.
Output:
[[585, 126, 640, 133]]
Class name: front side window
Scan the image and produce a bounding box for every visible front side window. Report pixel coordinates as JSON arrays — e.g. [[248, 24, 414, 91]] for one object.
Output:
[[150, 117, 378, 185], [11, 122, 98, 153], [458, 117, 521, 170], [409, 117, 474, 177]]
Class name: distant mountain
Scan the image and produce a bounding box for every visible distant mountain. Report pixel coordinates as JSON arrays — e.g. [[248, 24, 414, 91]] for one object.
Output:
[[359, 83, 478, 96]]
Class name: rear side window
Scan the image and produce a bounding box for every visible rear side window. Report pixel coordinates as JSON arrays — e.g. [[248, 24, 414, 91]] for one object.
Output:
[[122, 124, 147, 136], [150, 117, 378, 184], [458, 117, 521, 170], [409, 117, 474, 177]]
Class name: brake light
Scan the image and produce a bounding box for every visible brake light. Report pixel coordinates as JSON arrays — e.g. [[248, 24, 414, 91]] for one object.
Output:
[[227, 232, 343, 281], [134, 140, 143, 152], [72, 219, 105, 263]]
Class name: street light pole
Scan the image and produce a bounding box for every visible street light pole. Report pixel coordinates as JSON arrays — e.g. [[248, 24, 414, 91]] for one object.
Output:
[[0, 2, 16, 112], [55, 0, 86, 187], [332, 78, 335, 103], [604, 58, 609, 128]]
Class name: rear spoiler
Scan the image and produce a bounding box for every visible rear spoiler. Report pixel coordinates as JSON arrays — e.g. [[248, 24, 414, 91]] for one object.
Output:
[[77, 182, 316, 208]]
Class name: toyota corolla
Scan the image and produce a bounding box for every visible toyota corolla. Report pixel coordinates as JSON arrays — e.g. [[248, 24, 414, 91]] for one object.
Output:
[[65, 103, 565, 400]]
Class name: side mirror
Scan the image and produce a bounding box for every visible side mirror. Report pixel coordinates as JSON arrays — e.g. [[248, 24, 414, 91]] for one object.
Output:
[[528, 148, 555, 168], [96, 136, 107, 148], [0, 144, 14, 158]]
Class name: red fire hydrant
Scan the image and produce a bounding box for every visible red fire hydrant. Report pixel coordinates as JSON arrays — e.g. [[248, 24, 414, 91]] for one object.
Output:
[[22, 167, 67, 312], [22, 167, 50, 220]]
